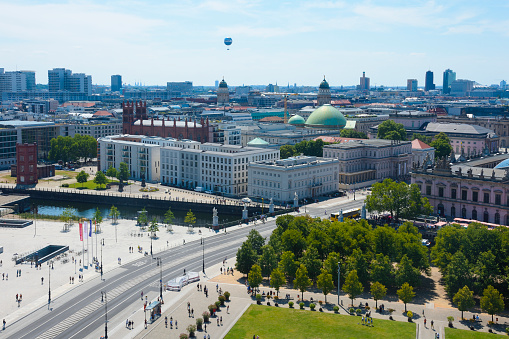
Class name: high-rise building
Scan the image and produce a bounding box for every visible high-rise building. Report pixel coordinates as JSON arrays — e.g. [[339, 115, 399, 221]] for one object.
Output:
[[442, 69, 456, 94], [111, 74, 122, 92], [217, 78, 229, 105], [215, 80, 219, 88], [407, 79, 418, 92], [500, 80, 507, 90], [359, 72, 370, 91], [21, 71, 36, 90], [425, 70, 435, 91], [48, 68, 92, 95], [317, 77, 331, 106], [167, 81, 193, 95], [450, 79, 474, 96], [0, 71, 27, 92]]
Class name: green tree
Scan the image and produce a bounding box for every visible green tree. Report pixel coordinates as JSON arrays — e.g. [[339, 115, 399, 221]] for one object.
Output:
[[323, 252, 341, 286], [49, 135, 74, 164], [430, 132, 452, 159], [148, 217, 159, 238], [474, 251, 500, 293], [293, 264, 311, 300], [259, 245, 278, 277], [93, 207, 103, 233], [118, 162, 130, 190], [301, 246, 322, 283], [412, 133, 433, 145], [343, 270, 363, 307], [453, 286, 475, 320], [109, 205, 120, 224], [281, 229, 306, 258], [269, 268, 285, 297], [372, 226, 398, 260], [93, 171, 107, 189], [316, 269, 334, 303], [137, 207, 148, 226], [236, 241, 258, 276], [248, 264, 263, 293], [279, 251, 299, 283], [346, 248, 370, 286], [280, 145, 297, 159], [184, 210, 196, 225], [61, 207, 77, 231], [377, 120, 407, 141], [340, 129, 368, 139], [106, 166, 118, 178], [76, 170, 89, 188], [163, 207, 175, 227], [370, 281, 387, 308], [397, 282, 415, 312], [370, 253, 395, 287], [395, 254, 421, 287], [444, 251, 472, 295], [480, 285, 504, 322], [247, 229, 265, 256]]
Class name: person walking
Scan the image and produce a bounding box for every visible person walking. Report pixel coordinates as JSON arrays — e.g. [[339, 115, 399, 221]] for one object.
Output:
[[424, 318, 427, 328], [431, 320, 434, 330]]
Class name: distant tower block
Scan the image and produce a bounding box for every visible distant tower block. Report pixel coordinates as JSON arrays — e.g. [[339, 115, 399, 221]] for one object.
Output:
[[317, 76, 331, 106], [217, 78, 230, 106]]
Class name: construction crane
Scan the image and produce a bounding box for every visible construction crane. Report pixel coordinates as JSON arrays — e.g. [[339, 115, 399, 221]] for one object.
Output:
[[261, 92, 299, 123]]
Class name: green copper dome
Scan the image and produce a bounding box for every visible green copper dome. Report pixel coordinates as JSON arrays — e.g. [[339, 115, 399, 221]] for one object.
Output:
[[219, 79, 228, 88], [247, 137, 269, 146], [319, 77, 330, 89], [305, 104, 346, 128], [288, 114, 305, 125]]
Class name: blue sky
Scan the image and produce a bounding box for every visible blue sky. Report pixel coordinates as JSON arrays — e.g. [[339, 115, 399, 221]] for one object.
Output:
[[0, 0, 508, 87]]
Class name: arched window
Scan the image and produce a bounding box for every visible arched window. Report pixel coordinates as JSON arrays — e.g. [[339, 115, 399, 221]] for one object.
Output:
[[462, 207, 467, 219], [484, 211, 489, 223], [495, 212, 500, 225], [451, 206, 456, 218], [437, 203, 445, 217], [472, 209, 478, 220]]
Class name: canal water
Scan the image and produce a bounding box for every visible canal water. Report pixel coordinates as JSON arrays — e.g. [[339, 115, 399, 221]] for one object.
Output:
[[29, 198, 239, 225]]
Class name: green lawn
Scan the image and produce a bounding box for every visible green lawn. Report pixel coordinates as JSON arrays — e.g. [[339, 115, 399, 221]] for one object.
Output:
[[445, 327, 502, 339], [68, 179, 118, 190], [225, 304, 416, 339]]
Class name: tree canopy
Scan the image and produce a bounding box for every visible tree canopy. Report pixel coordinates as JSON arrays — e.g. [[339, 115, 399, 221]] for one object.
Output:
[[340, 129, 368, 139], [279, 139, 328, 159], [453, 286, 475, 320], [480, 285, 504, 322], [93, 171, 107, 188], [370, 281, 387, 308], [343, 270, 363, 306], [248, 264, 263, 292], [377, 120, 407, 141], [236, 241, 258, 276], [365, 178, 432, 221], [184, 210, 196, 225], [317, 269, 334, 303], [49, 134, 97, 164], [430, 132, 452, 159], [397, 282, 415, 312], [412, 133, 433, 145], [293, 264, 311, 300], [76, 170, 89, 187]]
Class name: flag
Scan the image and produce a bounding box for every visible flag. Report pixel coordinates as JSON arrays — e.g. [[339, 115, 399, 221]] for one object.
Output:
[[79, 223, 83, 241], [89, 220, 92, 237], [84, 222, 88, 240]]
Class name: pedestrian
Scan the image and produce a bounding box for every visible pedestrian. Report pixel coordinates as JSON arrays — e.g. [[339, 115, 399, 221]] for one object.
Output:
[[145, 319, 147, 329], [220, 316, 223, 325], [192, 308, 194, 317], [16, 294, 18, 302], [3, 319, 5, 330], [126, 319, 129, 328], [165, 316, 167, 328], [141, 291, 144, 300], [424, 318, 427, 327], [431, 320, 434, 330], [217, 318, 219, 326], [175, 320, 177, 329], [41, 277, 44, 284], [204, 323, 207, 332], [227, 305, 229, 313]]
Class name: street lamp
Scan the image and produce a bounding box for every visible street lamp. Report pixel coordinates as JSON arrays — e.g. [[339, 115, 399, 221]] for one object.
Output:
[[153, 257, 163, 300], [101, 291, 108, 339], [202, 237, 205, 273], [48, 260, 52, 306], [337, 262, 341, 305], [100, 238, 103, 280], [150, 235, 153, 258]]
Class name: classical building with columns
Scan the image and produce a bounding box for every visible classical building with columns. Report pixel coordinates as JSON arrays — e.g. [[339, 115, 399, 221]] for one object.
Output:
[[411, 156, 509, 225], [323, 139, 412, 189], [317, 77, 331, 106]]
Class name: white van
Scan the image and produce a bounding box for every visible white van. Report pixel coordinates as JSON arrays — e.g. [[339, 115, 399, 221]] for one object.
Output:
[[194, 187, 204, 192]]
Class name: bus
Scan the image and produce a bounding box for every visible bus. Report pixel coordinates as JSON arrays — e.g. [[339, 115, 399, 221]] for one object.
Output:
[[330, 208, 361, 221]]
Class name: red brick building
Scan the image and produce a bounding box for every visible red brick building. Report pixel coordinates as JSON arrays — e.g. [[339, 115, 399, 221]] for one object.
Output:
[[122, 101, 212, 142], [16, 143, 38, 185]]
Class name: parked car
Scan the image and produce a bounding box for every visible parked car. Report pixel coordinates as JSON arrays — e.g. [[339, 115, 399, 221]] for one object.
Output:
[[241, 198, 252, 203], [205, 190, 213, 194]]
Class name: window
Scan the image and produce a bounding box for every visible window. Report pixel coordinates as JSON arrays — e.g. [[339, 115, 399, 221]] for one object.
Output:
[[484, 193, 489, 204], [462, 190, 467, 200], [451, 189, 457, 199], [438, 187, 444, 197], [495, 212, 500, 224], [495, 194, 501, 205], [472, 209, 478, 220], [473, 191, 478, 202], [426, 185, 431, 195]]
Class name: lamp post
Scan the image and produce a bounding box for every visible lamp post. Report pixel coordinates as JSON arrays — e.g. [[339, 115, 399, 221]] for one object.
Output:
[[100, 238, 103, 280], [150, 236, 153, 258], [153, 257, 163, 301], [337, 262, 341, 305], [101, 291, 108, 339], [202, 237, 205, 273], [48, 260, 52, 306]]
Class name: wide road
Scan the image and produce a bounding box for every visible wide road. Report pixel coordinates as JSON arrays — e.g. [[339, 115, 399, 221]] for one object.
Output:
[[4, 197, 365, 339]]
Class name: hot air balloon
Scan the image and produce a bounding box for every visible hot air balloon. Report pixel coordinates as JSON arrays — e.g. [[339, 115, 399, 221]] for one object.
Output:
[[224, 37, 232, 50]]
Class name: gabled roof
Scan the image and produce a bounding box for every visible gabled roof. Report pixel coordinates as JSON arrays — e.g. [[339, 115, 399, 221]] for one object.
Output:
[[411, 139, 433, 150]]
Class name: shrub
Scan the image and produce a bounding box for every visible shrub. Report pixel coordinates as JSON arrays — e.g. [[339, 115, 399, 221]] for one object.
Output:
[[407, 311, 413, 319], [215, 301, 221, 309], [196, 318, 203, 330], [274, 295, 279, 300], [365, 306, 370, 310], [319, 300, 323, 305], [299, 302, 305, 309], [333, 306, 339, 313], [208, 304, 216, 314], [289, 301, 294, 308], [388, 308, 395, 314], [505, 328, 509, 335], [187, 324, 196, 336], [180, 334, 189, 339], [267, 295, 271, 299], [310, 303, 316, 310], [267, 301, 271, 306], [256, 294, 262, 301], [224, 291, 230, 301], [218, 295, 225, 305], [488, 320, 494, 326], [202, 311, 210, 322], [447, 316, 454, 324], [349, 307, 355, 314], [356, 309, 362, 315], [61, 183, 69, 187]]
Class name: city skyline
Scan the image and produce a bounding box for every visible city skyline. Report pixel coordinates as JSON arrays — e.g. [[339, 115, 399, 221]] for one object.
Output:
[[0, 0, 508, 87]]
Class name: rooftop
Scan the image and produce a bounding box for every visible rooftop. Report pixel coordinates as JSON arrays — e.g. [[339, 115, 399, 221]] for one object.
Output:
[[325, 139, 411, 149], [426, 122, 495, 136], [411, 139, 433, 150]]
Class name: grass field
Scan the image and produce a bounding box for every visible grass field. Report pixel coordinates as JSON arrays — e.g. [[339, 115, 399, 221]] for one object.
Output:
[[225, 304, 416, 339], [68, 179, 117, 190], [445, 327, 503, 339]]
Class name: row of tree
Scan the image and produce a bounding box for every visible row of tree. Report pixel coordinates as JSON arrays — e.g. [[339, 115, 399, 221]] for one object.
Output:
[[280, 139, 328, 159], [49, 134, 97, 164]]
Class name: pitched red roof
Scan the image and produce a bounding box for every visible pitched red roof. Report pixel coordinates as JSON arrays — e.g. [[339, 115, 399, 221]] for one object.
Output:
[[259, 116, 283, 122], [412, 139, 432, 150], [93, 110, 113, 117]]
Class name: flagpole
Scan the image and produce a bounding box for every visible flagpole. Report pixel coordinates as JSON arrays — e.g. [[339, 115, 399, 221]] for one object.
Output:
[[81, 221, 84, 271], [90, 220, 93, 268], [87, 221, 89, 268]]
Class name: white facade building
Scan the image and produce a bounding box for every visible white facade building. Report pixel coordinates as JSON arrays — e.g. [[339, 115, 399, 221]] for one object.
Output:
[[161, 143, 279, 196], [248, 156, 339, 203]]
